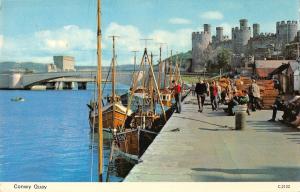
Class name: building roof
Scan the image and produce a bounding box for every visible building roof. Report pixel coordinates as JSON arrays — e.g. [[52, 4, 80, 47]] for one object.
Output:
[[255, 60, 292, 69], [255, 60, 294, 78], [269, 64, 289, 75], [255, 68, 275, 78]]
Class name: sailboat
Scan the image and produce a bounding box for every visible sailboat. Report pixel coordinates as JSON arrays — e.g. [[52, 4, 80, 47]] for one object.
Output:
[[159, 48, 173, 107], [110, 47, 169, 159], [88, 36, 132, 134]]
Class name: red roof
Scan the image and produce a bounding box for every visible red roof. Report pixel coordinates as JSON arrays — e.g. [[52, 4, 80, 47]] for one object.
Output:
[[256, 68, 275, 78]]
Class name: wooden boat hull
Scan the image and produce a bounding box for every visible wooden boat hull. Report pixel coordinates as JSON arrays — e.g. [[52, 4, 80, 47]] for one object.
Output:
[[114, 106, 177, 158], [114, 128, 157, 158], [102, 110, 127, 129], [89, 103, 132, 135]]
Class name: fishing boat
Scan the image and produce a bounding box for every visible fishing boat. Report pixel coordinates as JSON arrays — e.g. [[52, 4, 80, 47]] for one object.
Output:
[[88, 36, 132, 134], [159, 58, 173, 107], [111, 47, 169, 159]]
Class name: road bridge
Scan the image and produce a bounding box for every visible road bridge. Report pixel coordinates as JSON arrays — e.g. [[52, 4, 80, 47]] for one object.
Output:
[[0, 71, 134, 89]]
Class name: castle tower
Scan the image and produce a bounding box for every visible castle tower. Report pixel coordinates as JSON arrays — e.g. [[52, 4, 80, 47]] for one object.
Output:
[[253, 23, 260, 37], [191, 24, 212, 72], [216, 27, 224, 42], [204, 24, 211, 34], [276, 20, 298, 49], [232, 19, 251, 54], [240, 19, 248, 30]]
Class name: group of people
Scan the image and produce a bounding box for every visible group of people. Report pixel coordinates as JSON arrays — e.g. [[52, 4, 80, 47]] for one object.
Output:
[[268, 95, 300, 127], [192, 79, 263, 116], [191, 77, 300, 128], [193, 80, 222, 113]]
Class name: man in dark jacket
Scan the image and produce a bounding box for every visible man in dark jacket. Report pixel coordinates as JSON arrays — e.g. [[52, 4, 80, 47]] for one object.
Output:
[[195, 80, 207, 112]]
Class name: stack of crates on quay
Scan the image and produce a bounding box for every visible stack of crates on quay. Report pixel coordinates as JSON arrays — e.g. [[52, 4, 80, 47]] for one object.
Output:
[[235, 77, 252, 96], [256, 80, 279, 109], [219, 78, 231, 90], [219, 77, 278, 109]]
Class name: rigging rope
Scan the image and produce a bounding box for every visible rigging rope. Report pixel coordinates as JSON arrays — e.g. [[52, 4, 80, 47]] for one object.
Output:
[[90, 76, 97, 182], [102, 60, 112, 97]]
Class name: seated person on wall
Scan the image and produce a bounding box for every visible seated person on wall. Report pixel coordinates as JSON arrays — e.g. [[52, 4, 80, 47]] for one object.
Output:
[[239, 90, 251, 115], [290, 109, 300, 128], [220, 89, 228, 104], [224, 91, 240, 116], [269, 95, 300, 125]]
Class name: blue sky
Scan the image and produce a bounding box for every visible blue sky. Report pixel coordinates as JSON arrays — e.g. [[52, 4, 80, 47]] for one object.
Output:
[[0, 0, 299, 66]]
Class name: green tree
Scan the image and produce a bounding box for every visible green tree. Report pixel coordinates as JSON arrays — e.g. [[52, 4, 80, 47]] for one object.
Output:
[[217, 49, 231, 71]]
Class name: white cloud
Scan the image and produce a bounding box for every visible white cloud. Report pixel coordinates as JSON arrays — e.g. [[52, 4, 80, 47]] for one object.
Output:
[[169, 18, 191, 25], [0, 35, 4, 49], [200, 11, 224, 20], [0, 25, 98, 65], [1, 23, 195, 66], [219, 23, 233, 36], [149, 28, 193, 53], [104, 22, 142, 51], [35, 25, 96, 52], [0, 35, 3, 49]]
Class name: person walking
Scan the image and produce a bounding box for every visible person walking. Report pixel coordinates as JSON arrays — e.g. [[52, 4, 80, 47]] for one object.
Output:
[[209, 81, 218, 111], [216, 81, 222, 107], [191, 83, 196, 96], [249, 79, 261, 111], [171, 80, 182, 113], [195, 80, 207, 112], [205, 81, 210, 96]]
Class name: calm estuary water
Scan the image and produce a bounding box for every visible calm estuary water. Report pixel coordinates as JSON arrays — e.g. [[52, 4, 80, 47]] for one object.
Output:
[[0, 83, 133, 182]]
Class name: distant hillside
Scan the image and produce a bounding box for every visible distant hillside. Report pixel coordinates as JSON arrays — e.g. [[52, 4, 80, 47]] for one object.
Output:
[[0, 62, 47, 73], [0, 62, 136, 73], [160, 50, 192, 71], [76, 64, 135, 71]]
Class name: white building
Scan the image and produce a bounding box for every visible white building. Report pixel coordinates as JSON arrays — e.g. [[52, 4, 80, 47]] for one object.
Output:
[[53, 56, 76, 72]]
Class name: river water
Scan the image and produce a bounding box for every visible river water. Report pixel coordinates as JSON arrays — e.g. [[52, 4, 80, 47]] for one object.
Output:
[[0, 83, 134, 182]]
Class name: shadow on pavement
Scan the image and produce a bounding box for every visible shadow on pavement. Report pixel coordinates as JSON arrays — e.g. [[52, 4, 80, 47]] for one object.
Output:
[[198, 127, 233, 132], [174, 116, 234, 129], [247, 120, 300, 133], [191, 166, 300, 181]]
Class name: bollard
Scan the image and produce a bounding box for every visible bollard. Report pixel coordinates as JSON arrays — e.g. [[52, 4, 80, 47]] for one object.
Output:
[[235, 105, 247, 130]]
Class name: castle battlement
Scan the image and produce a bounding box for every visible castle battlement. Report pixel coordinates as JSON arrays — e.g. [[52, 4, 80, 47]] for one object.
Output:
[[277, 20, 298, 27], [232, 27, 251, 33], [192, 31, 210, 40]]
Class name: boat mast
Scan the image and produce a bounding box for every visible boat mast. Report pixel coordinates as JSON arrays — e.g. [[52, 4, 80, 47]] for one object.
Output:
[[109, 36, 118, 128], [132, 50, 138, 73], [150, 52, 154, 113], [164, 46, 168, 89], [146, 51, 167, 121], [96, 0, 103, 182], [111, 36, 116, 103], [169, 50, 173, 86], [158, 46, 162, 90], [175, 54, 179, 82]]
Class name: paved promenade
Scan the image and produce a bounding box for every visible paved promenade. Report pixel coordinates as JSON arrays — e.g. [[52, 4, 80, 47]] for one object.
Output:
[[125, 95, 300, 181]]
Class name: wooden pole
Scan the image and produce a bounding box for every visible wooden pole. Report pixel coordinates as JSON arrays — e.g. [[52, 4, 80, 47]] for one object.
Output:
[[169, 50, 173, 86], [146, 49, 167, 121], [132, 51, 138, 73], [109, 36, 118, 129], [158, 46, 162, 90], [150, 52, 154, 113], [96, 0, 103, 182]]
